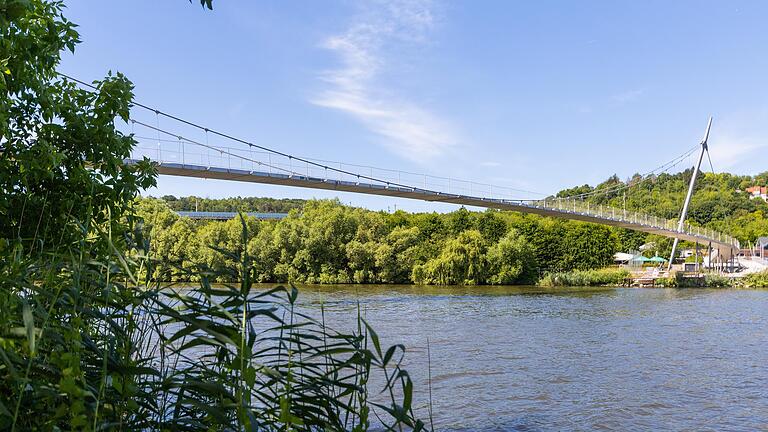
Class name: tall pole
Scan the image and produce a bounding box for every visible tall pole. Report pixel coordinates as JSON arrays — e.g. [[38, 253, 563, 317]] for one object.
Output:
[[668, 117, 712, 270]]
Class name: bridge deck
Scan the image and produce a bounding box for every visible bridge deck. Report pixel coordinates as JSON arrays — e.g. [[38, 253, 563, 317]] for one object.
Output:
[[129, 160, 738, 259]]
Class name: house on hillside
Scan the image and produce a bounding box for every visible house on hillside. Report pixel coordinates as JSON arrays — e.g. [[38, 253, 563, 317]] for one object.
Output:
[[745, 186, 768, 201]]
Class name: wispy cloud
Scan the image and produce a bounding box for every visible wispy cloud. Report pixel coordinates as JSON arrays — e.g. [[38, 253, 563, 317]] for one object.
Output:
[[611, 88, 644, 104], [312, 0, 456, 161], [708, 135, 767, 171]]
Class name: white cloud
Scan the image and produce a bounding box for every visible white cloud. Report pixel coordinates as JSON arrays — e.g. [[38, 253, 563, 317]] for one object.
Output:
[[612, 88, 644, 104], [707, 135, 767, 171], [312, 0, 456, 161]]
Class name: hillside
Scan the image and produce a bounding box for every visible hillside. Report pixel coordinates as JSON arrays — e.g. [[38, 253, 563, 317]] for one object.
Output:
[[557, 169, 768, 246]]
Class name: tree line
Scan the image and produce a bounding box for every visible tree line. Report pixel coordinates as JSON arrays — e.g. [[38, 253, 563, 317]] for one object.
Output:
[[558, 169, 768, 247], [159, 195, 305, 213], [139, 168, 768, 286], [137, 198, 634, 285]]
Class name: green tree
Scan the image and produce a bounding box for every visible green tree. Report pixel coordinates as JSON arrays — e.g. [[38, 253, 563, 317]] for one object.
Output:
[[561, 223, 617, 270], [413, 230, 487, 285], [0, 1, 155, 252], [487, 229, 537, 284], [376, 226, 421, 283], [476, 210, 508, 243], [448, 207, 474, 235]]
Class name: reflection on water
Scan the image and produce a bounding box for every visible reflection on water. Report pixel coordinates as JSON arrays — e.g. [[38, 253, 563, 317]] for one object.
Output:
[[254, 284, 768, 431]]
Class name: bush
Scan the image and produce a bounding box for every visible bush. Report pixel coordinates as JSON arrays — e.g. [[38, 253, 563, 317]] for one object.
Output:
[[672, 272, 734, 288], [704, 273, 733, 288], [655, 276, 677, 287], [741, 270, 768, 288], [538, 267, 630, 287]]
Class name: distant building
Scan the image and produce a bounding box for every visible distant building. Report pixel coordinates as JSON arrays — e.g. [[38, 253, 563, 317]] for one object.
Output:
[[745, 186, 768, 201]]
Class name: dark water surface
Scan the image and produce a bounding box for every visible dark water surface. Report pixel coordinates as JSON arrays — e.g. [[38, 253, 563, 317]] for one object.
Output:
[[285, 285, 768, 431]]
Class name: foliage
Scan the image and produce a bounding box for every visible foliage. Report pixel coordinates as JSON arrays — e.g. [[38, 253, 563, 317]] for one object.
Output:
[[538, 268, 630, 287], [664, 272, 734, 288], [1, 1, 428, 430], [412, 230, 487, 285], [564, 169, 768, 248], [703, 273, 733, 288], [654, 276, 677, 287], [158, 194, 306, 213], [486, 229, 537, 285], [0, 218, 428, 430], [740, 270, 768, 288], [0, 0, 155, 253], [138, 199, 627, 285]]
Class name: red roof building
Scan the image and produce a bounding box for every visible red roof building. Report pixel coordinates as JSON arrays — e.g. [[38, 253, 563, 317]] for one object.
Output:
[[746, 186, 768, 201]]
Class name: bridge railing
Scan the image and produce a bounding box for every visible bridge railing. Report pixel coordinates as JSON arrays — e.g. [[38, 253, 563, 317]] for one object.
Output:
[[520, 198, 737, 248], [130, 137, 542, 201], [129, 137, 738, 249]]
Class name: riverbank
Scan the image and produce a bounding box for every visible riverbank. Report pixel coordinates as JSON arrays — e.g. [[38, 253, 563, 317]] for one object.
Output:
[[537, 268, 768, 288]]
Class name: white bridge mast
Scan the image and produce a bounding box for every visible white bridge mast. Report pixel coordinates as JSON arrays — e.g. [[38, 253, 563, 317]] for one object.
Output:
[[668, 117, 713, 270]]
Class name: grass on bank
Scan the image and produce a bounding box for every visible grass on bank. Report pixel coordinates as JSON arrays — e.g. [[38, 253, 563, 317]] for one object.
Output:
[[538, 268, 630, 287], [538, 268, 768, 288], [740, 269, 768, 288]]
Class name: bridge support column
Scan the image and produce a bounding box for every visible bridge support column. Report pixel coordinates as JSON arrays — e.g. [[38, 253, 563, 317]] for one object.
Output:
[[668, 117, 713, 270]]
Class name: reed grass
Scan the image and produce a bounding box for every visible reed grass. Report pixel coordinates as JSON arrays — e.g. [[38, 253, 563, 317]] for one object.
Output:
[[538, 267, 630, 287], [0, 215, 429, 431]]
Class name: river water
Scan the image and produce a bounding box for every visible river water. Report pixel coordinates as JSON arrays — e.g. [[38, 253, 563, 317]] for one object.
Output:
[[287, 285, 768, 431]]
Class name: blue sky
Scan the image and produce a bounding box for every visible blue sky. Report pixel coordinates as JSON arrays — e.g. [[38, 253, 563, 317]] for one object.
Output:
[[61, 0, 768, 211]]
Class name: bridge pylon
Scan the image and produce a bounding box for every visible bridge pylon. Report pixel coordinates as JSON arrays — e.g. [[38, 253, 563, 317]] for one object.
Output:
[[668, 117, 713, 270]]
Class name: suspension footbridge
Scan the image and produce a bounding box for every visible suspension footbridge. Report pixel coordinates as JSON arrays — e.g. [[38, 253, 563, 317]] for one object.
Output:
[[58, 75, 738, 264], [118, 110, 739, 263]]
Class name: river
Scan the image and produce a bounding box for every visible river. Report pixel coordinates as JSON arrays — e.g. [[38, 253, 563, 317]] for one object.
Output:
[[285, 285, 768, 431]]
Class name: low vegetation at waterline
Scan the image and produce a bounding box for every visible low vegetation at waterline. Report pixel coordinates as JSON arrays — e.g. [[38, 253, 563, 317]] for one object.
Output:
[[740, 269, 768, 288], [654, 272, 733, 288], [538, 268, 631, 287]]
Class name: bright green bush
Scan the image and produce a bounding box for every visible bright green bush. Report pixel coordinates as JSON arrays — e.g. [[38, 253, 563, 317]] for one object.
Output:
[[704, 273, 733, 288], [741, 270, 768, 288], [538, 268, 630, 287], [655, 276, 677, 287]]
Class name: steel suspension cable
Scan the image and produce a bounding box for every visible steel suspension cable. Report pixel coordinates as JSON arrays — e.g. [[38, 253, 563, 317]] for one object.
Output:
[[562, 143, 700, 200], [61, 72, 544, 199]]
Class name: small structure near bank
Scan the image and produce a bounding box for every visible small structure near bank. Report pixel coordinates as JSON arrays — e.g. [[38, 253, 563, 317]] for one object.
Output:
[[755, 237, 768, 260]]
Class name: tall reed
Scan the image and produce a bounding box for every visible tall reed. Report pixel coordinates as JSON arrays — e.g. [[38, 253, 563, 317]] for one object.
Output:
[[0, 215, 428, 430]]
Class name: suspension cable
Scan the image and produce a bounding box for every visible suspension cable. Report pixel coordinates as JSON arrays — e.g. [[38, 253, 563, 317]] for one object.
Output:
[[561, 143, 700, 200], [60, 72, 544, 199]]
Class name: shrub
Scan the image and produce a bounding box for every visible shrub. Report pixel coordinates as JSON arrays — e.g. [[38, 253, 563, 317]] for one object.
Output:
[[741, 270, 768, 288], [655, 276, 677, 287], [704, 273, 733, 288], [538, 267, 629, 287]]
